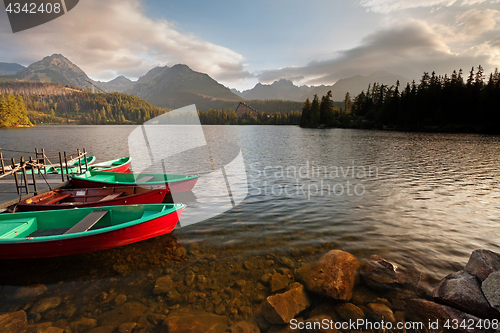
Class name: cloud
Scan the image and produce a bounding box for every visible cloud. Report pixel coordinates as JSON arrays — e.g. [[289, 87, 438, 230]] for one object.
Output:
[[258, 19, 494, 85], [456, 9, 500, 38], [359, 0, 500, 13], [0, 0, 252, 82]]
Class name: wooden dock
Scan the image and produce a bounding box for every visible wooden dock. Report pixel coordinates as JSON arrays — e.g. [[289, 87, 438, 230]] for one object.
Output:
[[0, 175, 70, 210], [0, 148, 88, 211]]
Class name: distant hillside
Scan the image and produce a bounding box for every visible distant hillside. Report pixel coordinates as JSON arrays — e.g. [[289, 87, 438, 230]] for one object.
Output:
[[0, 81, 166, 125], [129, 64, 243, 110], [96, 75, 135, 93], [0, 62, 25, 75], [0, 81, 84, 96], [303, 71, 409, 101], [11, 54, 92, 88], [201, 99, 305, 114]]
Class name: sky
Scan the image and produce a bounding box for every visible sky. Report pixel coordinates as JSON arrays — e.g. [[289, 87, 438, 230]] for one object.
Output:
[[0, 0, 499, 90]]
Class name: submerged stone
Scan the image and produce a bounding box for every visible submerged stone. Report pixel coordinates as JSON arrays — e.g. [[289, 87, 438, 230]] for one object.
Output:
[[99, 302, 147, 328], [0, 310, 27, 333], [161, 311, 229, 333], [13, 284, 47, 300], [29, 297, 62, 314], [335, 302, 364, 321], [153, 276, 174, 295], [295, 250, 359, 301], [261, 282, 311, 324]]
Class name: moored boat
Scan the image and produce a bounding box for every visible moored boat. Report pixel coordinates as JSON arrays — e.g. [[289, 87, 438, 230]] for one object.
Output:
[[89, 157, 132, 173], [71, 171, 198, 193], [0, 204, 185, 259], [22, 155, 96, 175], [16, 185, 167, 211]]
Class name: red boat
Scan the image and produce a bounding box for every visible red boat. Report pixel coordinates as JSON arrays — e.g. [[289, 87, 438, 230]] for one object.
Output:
[[88, 157, 132, 173], [71, 171, 199, 194], [0, 204, 185, 259], [16, 186, 167, 211]]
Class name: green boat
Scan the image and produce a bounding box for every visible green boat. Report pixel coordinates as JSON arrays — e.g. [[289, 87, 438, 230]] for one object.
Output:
[[71, 171, 199, 193], [0, 204, 185, 259], [88, 157, 132, 173], [21, 156, 96, 175]]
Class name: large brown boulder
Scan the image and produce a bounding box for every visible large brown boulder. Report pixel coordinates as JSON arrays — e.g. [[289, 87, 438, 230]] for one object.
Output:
[[406, 299, 495, 333], [0, 311, 27, 333], [262, 283, 311, 324], [464, 249, 500, 282], [433, 270, 497, 318], [295, 250, 359, 301], [161, 311, 229, 333], [481, 271, 500, 313], [359, 255, 399, 290]]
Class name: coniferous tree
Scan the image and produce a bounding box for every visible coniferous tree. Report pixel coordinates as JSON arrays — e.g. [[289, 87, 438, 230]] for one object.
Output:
[[300, 98, 312, 127], [310, 94, 320, 126], [319, 90, 335, 126]]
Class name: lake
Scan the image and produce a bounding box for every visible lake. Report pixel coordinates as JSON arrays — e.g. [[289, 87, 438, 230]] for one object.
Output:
[[1, 125, 499, 328]]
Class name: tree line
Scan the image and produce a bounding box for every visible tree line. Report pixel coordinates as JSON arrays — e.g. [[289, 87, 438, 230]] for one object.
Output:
[[0, 93, 33, 127], [300, 66, 500, 133], [198, 109, 302, 125]]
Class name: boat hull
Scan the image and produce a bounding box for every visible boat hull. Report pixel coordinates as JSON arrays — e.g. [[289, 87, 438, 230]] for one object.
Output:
[[71, 176, 198, 194], [100, 162, 130, 173], [17, 188, 167, 212], [0, 207, 183, 259]]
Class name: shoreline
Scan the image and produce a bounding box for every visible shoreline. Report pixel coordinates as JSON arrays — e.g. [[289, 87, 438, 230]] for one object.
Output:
[[0, 241, 498, 333]]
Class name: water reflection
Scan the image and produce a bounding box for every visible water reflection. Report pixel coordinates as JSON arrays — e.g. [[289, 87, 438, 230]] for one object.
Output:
[[1, 125, 500, 327]]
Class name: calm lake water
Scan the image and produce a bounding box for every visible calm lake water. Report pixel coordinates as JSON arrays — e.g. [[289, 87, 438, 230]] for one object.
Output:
[[1, 125, 499, 326]]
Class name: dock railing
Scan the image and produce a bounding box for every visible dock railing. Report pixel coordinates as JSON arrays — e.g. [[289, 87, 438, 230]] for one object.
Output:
[[0, 148, 88, 197]]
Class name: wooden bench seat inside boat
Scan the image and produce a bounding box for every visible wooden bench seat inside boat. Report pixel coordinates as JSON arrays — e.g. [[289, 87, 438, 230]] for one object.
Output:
[[99, 192, 123, 201], [38, 193, 71, 205], [64, 210, 109, 235]]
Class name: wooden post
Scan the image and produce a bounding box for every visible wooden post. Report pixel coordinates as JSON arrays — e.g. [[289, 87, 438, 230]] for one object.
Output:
[[11, 158, 20, 195], [0, 149, 4, 174], [41, 148, 47, 175], [64, 152, 70, 180], [20, 156, 29, 195], [77, 149, 82, 174], [83, 148, 88, 172], [59, 152, 64, 182], [30, 156, 38, 194]]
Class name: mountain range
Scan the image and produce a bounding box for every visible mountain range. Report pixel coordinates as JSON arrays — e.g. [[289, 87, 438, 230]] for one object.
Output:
[[232, 79, 314, 101], [232, 72, 409, 102], [0, 54, 408, 110], [0, 62, 25, 76]]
